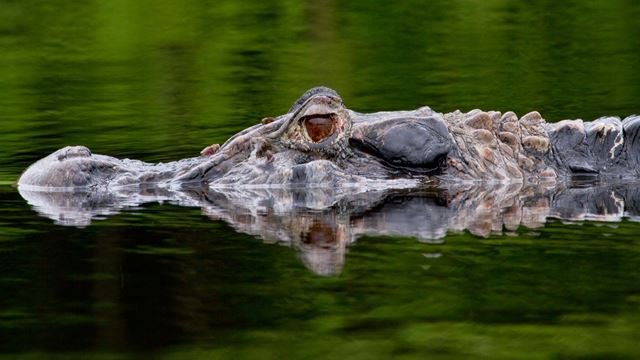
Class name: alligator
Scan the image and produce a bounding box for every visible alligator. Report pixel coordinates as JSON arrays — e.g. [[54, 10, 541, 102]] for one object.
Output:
[[17, 86, 640, 190]]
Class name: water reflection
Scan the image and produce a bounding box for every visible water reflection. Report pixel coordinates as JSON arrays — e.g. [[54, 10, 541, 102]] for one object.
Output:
[[18, 182, 640, 275]]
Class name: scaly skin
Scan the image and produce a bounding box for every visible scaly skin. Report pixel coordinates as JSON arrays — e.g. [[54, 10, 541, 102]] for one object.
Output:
[[17, 87, 640, 189]]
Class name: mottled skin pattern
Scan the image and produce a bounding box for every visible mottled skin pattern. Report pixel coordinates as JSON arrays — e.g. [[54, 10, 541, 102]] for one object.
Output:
[[17, 87, 640, 189]]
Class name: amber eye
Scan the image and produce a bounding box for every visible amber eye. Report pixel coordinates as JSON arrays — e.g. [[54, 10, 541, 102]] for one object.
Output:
[[303, 115, 334, 142]]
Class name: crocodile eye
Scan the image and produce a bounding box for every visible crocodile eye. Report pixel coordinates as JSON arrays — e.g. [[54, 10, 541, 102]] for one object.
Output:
[[303, 115, 334, 142]]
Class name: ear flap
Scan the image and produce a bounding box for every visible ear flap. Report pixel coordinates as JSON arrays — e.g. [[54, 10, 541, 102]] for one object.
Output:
[[350, 116, 454, 171]]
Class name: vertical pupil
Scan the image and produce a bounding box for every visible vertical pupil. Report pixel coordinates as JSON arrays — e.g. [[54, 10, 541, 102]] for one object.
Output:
[[304, 117, 334, 142]]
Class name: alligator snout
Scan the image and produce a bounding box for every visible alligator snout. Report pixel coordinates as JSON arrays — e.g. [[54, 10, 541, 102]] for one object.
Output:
[[19, 146, 119, 188]]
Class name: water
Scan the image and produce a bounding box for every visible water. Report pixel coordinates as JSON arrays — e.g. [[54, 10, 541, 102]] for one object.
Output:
[[2, 0, 640, 358]]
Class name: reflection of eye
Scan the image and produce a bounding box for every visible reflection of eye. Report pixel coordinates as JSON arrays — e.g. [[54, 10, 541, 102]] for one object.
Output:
[[303, 115, 335, 142], [301, 221, 337, 247]]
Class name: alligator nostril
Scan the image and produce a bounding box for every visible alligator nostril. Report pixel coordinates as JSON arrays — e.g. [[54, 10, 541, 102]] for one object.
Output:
[[304, 116, 334, 142]]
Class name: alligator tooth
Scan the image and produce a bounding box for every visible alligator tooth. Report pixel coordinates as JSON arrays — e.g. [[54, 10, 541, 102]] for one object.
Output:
[[465, 112, 492, 130]]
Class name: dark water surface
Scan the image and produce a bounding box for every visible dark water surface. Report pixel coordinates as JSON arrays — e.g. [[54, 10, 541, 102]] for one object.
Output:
[[2, 0, 640, 358]]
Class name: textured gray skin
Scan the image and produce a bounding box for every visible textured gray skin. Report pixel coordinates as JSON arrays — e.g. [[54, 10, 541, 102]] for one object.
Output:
[[17, 87, 640, 190]]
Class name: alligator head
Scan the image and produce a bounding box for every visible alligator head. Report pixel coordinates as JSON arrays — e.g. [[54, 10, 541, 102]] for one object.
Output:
[[174, 86, 456, 188], [181, 86, 640, 187]]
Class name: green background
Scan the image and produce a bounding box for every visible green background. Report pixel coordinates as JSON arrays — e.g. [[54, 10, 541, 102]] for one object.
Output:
[[1, 0, 640, 358]]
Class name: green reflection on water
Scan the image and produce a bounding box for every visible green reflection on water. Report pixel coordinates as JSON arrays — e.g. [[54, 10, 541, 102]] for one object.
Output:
[[2, 183, 640, 358], [1, 0, 640, 358]]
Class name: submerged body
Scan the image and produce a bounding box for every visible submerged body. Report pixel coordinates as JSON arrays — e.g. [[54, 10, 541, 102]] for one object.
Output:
[[17, 87, 640, 189]]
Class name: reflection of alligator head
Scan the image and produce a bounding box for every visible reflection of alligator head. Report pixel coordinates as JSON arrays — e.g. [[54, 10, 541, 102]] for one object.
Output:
[[17, 182, 640, 276], [17, 87, 640, 189]]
